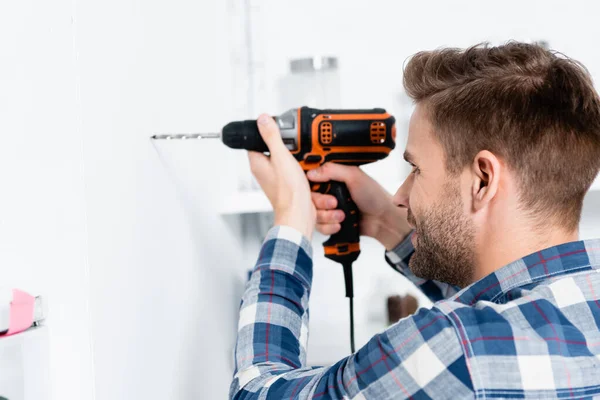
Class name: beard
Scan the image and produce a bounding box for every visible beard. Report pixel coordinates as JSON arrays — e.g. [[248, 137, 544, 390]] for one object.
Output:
[[407, 183, 476, 288]]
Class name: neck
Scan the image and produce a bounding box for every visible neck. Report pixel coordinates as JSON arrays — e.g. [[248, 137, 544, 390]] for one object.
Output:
[[473, 222, 579, 283]]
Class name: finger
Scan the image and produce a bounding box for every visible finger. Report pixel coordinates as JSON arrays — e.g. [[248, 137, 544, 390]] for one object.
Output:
[[317, 209, 345, 224], [256, 114, 287, 155], [306, 162, 359, 183], [316, 223, 341, 236], [248, 151, 272, 181], [311, 192, 338, 210]]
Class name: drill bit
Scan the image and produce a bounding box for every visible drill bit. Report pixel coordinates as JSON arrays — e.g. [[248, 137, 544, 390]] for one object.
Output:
[[151, 133, 221, 140]]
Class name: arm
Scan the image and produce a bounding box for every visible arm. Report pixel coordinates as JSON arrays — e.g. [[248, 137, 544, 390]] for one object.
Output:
[[230, 226, 473, 399], [384, 231, 461, 302]]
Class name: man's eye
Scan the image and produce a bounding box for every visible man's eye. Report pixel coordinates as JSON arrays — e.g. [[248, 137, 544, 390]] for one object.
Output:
[[411, 166, 420, 175]]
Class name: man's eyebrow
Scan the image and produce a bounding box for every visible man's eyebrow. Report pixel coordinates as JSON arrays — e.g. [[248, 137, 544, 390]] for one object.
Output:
[[403, 151, 416, 164]]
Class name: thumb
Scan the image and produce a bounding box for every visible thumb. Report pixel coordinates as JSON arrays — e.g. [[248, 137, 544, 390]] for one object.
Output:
[[256, 114, 287, 155], [306, 162, 359, 183]]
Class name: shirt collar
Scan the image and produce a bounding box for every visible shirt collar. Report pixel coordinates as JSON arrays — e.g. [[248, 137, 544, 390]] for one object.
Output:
[[451, 238, 600, 305]]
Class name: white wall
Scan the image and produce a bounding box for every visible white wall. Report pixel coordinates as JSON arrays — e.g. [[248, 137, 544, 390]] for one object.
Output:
[[0, 1, 95, 399], [1, 0, 247, 398], [75, 0, 246, 398]]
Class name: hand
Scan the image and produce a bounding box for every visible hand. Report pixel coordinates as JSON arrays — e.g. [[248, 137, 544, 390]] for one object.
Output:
[[248, 114, 316, 239], [307, 163, 411, 250]]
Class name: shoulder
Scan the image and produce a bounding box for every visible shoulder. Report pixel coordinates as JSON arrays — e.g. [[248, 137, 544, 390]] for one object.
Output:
[[384, 305, 466, 367], [378, 305, 473, 395]]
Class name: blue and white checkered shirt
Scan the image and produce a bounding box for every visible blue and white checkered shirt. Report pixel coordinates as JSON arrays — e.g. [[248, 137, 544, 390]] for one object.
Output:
[[230, 225, 600, 399]]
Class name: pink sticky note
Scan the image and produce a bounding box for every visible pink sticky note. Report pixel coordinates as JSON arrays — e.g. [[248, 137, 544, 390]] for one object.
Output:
[[5, 289, 35, 336]]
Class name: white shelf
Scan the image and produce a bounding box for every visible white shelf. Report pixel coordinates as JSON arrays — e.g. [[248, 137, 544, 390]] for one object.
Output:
[[218, 190, 273, 215], [219, 175, 600, 215], [0, 326, 50, 400]]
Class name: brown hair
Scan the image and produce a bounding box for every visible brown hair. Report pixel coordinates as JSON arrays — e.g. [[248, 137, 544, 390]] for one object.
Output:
[[403, 42, 600, 231]]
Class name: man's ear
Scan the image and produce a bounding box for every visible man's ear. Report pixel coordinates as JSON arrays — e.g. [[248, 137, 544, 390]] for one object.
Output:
[[471, 150, 501, 211]]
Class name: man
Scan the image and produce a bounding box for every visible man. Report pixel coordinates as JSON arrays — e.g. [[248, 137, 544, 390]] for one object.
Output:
[[229, 42, 600, 399]]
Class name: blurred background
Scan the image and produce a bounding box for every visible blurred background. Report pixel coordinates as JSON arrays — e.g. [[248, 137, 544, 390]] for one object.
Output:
[[1, 0, 599, 399]]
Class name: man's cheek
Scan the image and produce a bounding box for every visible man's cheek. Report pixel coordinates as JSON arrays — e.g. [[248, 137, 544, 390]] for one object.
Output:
[[410, 191, 425, 214]]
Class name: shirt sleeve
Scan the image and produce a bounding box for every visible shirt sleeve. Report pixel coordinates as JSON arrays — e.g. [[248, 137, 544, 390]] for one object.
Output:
[[230, 226, 473, 399], [384, 231, 461, 302]]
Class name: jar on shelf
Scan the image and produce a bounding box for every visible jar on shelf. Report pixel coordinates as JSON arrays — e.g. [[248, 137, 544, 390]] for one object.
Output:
[[277, 56, 341, 111]]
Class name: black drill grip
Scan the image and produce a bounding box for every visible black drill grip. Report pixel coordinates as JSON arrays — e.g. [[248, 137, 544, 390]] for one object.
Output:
[[311, 181, 361, 265]]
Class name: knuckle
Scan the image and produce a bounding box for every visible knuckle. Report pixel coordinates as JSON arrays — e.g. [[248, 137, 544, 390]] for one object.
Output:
[[314, 196, 326, 209], [318, 197, 330, 209], [316, 210, 330, 222]]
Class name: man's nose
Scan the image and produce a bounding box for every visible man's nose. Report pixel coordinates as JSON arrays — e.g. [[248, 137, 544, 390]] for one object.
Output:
[[393, 176, 412, 209]]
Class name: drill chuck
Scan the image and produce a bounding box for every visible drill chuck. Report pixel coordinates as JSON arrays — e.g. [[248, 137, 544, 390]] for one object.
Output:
[[221, 120, 268, 153]]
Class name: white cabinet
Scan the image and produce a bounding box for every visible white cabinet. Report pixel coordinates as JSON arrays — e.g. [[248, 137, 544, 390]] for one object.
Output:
[[0, 327, 50, 400]]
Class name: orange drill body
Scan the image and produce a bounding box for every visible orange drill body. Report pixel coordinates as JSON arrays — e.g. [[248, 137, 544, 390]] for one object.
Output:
[[220, 106, 397, 262], [280, 107, 396, 171]]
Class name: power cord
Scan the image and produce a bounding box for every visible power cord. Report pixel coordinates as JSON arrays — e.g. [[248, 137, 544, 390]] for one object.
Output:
[[342, 262, 355, 353]]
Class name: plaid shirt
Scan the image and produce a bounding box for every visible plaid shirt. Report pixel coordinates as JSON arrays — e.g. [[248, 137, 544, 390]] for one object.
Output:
[[230, 226, 600, 399]]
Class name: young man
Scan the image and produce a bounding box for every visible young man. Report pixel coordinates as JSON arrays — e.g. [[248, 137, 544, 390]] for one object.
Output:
[[230, 42, 600, 399]]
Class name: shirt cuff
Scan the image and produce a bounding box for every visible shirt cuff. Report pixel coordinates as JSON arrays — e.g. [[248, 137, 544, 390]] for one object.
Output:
[[263, 225, 314, 258], [385, 230, 415, 266], [258, 225, 314, 290]]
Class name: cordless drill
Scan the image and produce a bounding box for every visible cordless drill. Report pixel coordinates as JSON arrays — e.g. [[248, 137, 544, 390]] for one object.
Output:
[[152, 106, 397, 352]]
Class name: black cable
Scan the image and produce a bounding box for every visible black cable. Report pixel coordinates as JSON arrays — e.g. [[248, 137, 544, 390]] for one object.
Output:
[[342, 262, 355, 353], [349, 296, 355, 353]]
